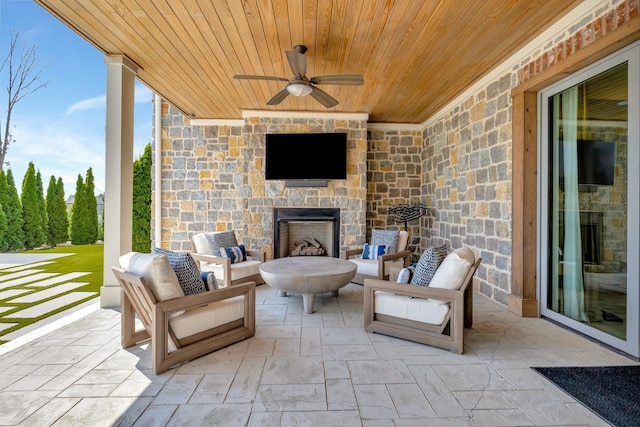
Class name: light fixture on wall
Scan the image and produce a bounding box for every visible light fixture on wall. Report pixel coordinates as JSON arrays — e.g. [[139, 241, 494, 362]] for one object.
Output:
[[286, 81, 313, 97]]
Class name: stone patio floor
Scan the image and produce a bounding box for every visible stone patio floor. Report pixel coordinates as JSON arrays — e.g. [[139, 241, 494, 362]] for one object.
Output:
[[0, 273, 637, 426]]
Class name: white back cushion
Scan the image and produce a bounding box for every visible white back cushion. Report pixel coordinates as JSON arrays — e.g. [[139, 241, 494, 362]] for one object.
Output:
[[428, 247, 475, 291], [397, 230, 409, 252], [192, 233, 213, 255], [119, 252, 184, 301]]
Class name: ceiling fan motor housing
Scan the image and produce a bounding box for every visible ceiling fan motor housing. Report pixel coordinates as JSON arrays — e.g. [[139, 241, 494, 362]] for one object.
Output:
[[293, 45, 308, 54]]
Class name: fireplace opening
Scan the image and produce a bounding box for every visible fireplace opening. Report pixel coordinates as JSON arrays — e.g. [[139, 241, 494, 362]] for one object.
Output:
[[559, 210, 603, 265], [273, 208, 340, 258]]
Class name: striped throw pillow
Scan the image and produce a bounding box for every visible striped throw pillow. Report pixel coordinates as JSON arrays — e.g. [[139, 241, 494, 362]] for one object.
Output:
[[220, 244, 247, 264], [362, 243, 387, 260]]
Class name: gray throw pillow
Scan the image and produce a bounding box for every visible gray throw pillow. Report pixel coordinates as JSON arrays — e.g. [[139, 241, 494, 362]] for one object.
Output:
[[410, 244, 447, 286], [152, 247, 207, 295], [371, 229, 400, 254], [205, 231, 238, 257]]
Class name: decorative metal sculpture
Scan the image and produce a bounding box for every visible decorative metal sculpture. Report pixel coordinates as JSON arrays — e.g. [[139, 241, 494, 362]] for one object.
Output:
[[387, 203, 429, 230]]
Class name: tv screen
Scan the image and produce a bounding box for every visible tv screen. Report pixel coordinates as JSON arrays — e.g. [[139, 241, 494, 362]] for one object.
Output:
[[265, 133, 348, 180], [557, 140, 616, 186]]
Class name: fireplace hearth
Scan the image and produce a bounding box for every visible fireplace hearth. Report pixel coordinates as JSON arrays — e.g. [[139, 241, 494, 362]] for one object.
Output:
[[273, 208, 340, 258]]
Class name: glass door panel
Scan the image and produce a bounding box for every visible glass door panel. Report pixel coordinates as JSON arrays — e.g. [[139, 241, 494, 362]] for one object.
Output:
[[548, 63, 628, 339], [540, 43, 639, 356]]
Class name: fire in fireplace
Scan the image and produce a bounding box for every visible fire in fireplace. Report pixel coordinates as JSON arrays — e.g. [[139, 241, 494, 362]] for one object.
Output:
[[273, 208, 340, 258]]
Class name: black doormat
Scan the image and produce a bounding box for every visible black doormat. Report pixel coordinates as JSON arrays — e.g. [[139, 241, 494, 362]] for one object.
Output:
[[532, 365, 640, 427]]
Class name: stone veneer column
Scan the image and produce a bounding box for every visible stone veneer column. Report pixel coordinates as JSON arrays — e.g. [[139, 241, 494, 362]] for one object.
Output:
[[366, 128, 423, 260]]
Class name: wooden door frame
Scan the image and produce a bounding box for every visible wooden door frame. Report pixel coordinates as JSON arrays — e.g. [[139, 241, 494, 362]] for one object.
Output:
[[509, 18, 640, 317]]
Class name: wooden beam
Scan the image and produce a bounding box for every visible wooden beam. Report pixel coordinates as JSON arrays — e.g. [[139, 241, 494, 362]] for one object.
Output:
[[510, 91, 538, 317]]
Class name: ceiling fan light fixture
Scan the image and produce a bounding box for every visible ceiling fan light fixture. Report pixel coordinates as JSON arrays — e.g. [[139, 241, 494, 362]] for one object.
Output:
[[286, 83, 313, 97]]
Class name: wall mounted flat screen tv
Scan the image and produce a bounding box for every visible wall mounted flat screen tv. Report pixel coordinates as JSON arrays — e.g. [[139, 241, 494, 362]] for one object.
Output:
[[265, 133, 348, 181], [557, 140, 616, 186]]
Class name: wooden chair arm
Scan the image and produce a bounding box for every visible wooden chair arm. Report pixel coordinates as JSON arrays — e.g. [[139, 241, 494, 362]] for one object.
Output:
[[377, 249, 411, 278], [378, 249, 411, 264], [364, 278, 463, 303], [246, 249, 266, 262], [189, 253, 232, 287], [345, 247, 363, 259], [156, 281, 256, 314], [190, 253, 230, 267]]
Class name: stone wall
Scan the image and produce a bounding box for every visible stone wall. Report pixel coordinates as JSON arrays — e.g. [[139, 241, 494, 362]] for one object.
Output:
[[409, 0, 636, 304], [153, 108, 368, 259], [366, 129, 423, 261], [419, 74, 514, 304]]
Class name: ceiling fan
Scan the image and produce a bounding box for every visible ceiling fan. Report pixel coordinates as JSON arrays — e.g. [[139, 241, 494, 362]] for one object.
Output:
[[233, 45, 364, 108]]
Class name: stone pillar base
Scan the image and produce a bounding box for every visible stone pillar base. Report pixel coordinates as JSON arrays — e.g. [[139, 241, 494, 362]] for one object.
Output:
[[100, 286, 121, 308]]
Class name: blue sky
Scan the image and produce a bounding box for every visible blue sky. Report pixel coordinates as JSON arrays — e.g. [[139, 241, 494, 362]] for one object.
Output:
[[0, 0, 152, 198]]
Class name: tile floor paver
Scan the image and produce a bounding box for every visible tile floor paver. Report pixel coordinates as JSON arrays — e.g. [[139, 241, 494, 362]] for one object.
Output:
[[10, 283, 89, 303], [0, 289, 30, 300], [0, 262, 54, 272], [0, 322, 18, 333], [0, 273, 58, 290], [25, 272, 90, 288], [3, 292, 96, 318], [0, 283, 636, 426], [0, 270, 45, 282]]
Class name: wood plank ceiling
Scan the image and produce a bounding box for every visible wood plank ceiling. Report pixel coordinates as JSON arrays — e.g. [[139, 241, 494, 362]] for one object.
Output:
[[35, 0, 582, 124]]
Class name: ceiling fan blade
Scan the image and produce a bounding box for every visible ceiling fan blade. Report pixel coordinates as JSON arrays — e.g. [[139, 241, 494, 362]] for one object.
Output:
[[310, 74, 364, 85], [233, 75, 289, 82], [285, 50, 307, 77], [309, 86, 339, 108], [267, 88, 290, 105]]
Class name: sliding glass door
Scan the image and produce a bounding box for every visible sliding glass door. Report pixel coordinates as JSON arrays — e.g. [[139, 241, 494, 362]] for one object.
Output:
[[539, 43, 639, 356]]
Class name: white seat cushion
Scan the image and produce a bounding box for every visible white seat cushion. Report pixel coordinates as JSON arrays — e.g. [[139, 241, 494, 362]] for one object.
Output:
[[374, 290, 450, 325], [169, 295, 245, 339], [351, 258, 405, 277], [200, 259, 262, 282]]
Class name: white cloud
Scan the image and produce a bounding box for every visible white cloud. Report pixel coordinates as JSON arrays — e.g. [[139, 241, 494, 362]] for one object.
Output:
[[135, 83, 153, 104], [65, 95, 106, 115], [63, 82, 152, 117]]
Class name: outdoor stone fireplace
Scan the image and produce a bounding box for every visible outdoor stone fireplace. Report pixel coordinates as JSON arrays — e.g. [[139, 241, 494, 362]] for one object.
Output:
[[273, 208, 340, 258]]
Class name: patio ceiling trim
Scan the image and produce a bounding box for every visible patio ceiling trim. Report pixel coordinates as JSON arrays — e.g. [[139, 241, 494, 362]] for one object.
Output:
[[241, 110, 370, 121]]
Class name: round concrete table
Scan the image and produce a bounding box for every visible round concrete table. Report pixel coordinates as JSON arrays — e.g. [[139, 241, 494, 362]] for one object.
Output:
[[259, 257, 357, 313]]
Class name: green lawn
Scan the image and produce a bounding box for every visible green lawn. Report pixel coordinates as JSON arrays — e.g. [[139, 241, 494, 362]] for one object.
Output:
[[0, 244, 104, 344]]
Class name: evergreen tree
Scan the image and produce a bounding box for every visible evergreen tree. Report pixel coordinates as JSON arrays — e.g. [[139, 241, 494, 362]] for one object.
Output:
[[56, 177, 70, 243], [46, 175, 69, 245], [36, 170, 48, 241], [70, 174, 86, 244], [0, 169, 24, 250], [45, 176, 57, 244], [21, 162, 46, 249], [84, 167, 99, 243], [132, 143, 152, 252], [0, 203, 8, 252]]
